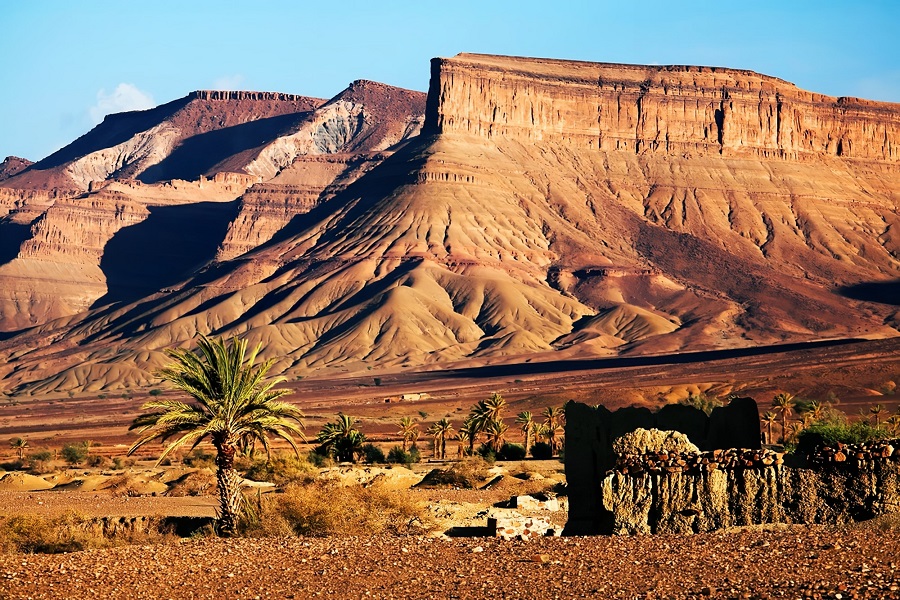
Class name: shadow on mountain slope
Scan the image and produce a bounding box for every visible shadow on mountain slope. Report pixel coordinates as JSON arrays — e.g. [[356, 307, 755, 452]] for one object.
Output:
[[93, 201, 240, 307], [838, 280, 900, 306], [137, 112, 313, 183]]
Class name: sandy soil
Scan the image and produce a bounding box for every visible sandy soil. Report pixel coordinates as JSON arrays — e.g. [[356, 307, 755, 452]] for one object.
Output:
[[1, 338, 897, 452], [1, 527, 898, 599]]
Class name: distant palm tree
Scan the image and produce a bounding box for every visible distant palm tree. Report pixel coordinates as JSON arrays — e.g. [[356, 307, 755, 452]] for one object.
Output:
[[807, 400, 825, 423], [542, 406, 565, 456], [318, 414, 366, 463], [129, 335, 304, 536], [870, 404, 885, 427], [455, 431, 469, 458], [461, 416, 480, 455], [886, 415, 900, 436], [485, 419, 509, 452], [483, 393, 506, 422], [515, 411, 534, 456], [9, 437, 29, 460], [772, 393, 795, 443], [432, 418, 454, 459], [398, 416, 419, 452], [787, 422, 804, 443], [761, 412, 778, 445]]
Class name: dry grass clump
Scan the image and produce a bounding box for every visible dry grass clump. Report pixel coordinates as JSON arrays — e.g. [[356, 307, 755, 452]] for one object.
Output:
[[242, 453, 317, 485], [242, 481, 432, 537], [417, 456, 494, 489], [0, 513, 176, 554]]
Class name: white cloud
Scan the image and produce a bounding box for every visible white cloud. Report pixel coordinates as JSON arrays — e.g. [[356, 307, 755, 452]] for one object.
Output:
[[89, 83, 155, 124], [211, 74, 245, 91]]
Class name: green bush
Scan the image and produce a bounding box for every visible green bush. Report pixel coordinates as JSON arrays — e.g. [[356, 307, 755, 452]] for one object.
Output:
[[306, 450, 333, 468], [530, 442, 553, 460], [148, 389, 163, 396], [678, 393, 723, 416], [796, 421, 893, 456], [61, 442, 88, 466], [361, 444, 386, 464], [497, 443, 526, 461], [386, 446, 415, 465]]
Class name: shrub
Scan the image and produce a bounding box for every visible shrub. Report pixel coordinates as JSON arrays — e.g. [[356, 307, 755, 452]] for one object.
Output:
[[243, 453, 316, 485], [182, 448, 216, 470], [476, 444, 496, 464], [306, 450, 333, 468], [86, 454, 108, 468], [530, 442, 553, 460], [796, 421, 892, 456], [387, 446, 415, 465], [0, 512, 176, 554], [679, 392, 723, 416], [497, 443, 526, 461], [148, 389, 163, 396], [61, 442, 88, 465], [242, 481, 431, 537], [361, 444, 386, 464]]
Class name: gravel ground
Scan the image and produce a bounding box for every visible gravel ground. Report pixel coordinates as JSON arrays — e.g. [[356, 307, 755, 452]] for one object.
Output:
[[2, 526, 899, 599]]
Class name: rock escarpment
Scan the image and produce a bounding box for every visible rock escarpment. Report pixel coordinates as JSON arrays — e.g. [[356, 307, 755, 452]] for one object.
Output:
[[427, 54, 900, 161]]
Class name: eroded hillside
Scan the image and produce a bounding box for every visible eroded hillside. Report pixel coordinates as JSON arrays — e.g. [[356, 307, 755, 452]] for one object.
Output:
[[0, 54, 898, 395]]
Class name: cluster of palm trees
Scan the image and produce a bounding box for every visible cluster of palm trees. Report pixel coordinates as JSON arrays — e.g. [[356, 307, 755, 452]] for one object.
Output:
[[761, 392, 900, 444], [316, 413, 365, 462], [395, 393, 566, 460]]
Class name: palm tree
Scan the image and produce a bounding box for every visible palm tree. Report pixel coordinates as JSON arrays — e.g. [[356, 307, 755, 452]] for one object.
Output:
[[128, 335, 304, 536], [318, 414, 366, 463], [485, 419, 509, 452], [542, 406, 565, 456], [483, 393, 506, 422], [870, 404, 885, 427], [807, 400, 825, 423], [460, 416, 480, 456], [9, 437, 29, 460], [772, 393, 795, 443], [398, 417, 419, 452], [515, 411, 534, 456], [432, 418, 454, 459], [761, 412, 778, 445], [886, 414, 900, 436], [455, 430, 469, 458]]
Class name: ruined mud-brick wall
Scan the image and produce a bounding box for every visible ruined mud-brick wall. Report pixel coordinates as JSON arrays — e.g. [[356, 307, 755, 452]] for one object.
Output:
[[563, 398, 761, 534], [601, 440, 900, 535]]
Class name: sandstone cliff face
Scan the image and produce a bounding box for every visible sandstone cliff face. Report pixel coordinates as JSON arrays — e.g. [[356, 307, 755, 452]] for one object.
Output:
[[426, 54, 900, 161]]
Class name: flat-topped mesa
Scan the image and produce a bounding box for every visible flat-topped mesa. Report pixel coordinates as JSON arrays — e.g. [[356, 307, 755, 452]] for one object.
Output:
[[425, 53, 900, 161]]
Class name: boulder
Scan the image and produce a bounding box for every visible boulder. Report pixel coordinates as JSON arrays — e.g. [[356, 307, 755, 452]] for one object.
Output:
[[612, 428, 700, 456]]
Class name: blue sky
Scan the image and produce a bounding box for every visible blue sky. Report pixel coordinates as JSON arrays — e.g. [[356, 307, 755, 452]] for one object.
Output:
[[2, 0, 898, 161]]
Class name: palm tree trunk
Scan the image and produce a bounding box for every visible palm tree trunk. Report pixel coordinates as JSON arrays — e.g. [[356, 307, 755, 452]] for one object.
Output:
[[215, 443, 242, 536], [524, 429, 531, 457]]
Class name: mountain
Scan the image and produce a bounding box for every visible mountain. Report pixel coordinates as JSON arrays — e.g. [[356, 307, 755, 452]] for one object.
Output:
[[0, 157, 33, 181], [0, 53, 898, 395]]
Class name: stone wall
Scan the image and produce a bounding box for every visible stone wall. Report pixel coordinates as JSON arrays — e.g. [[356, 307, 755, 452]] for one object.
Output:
[[564, 398, 761, 534], [600, 440, 900, 535]]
